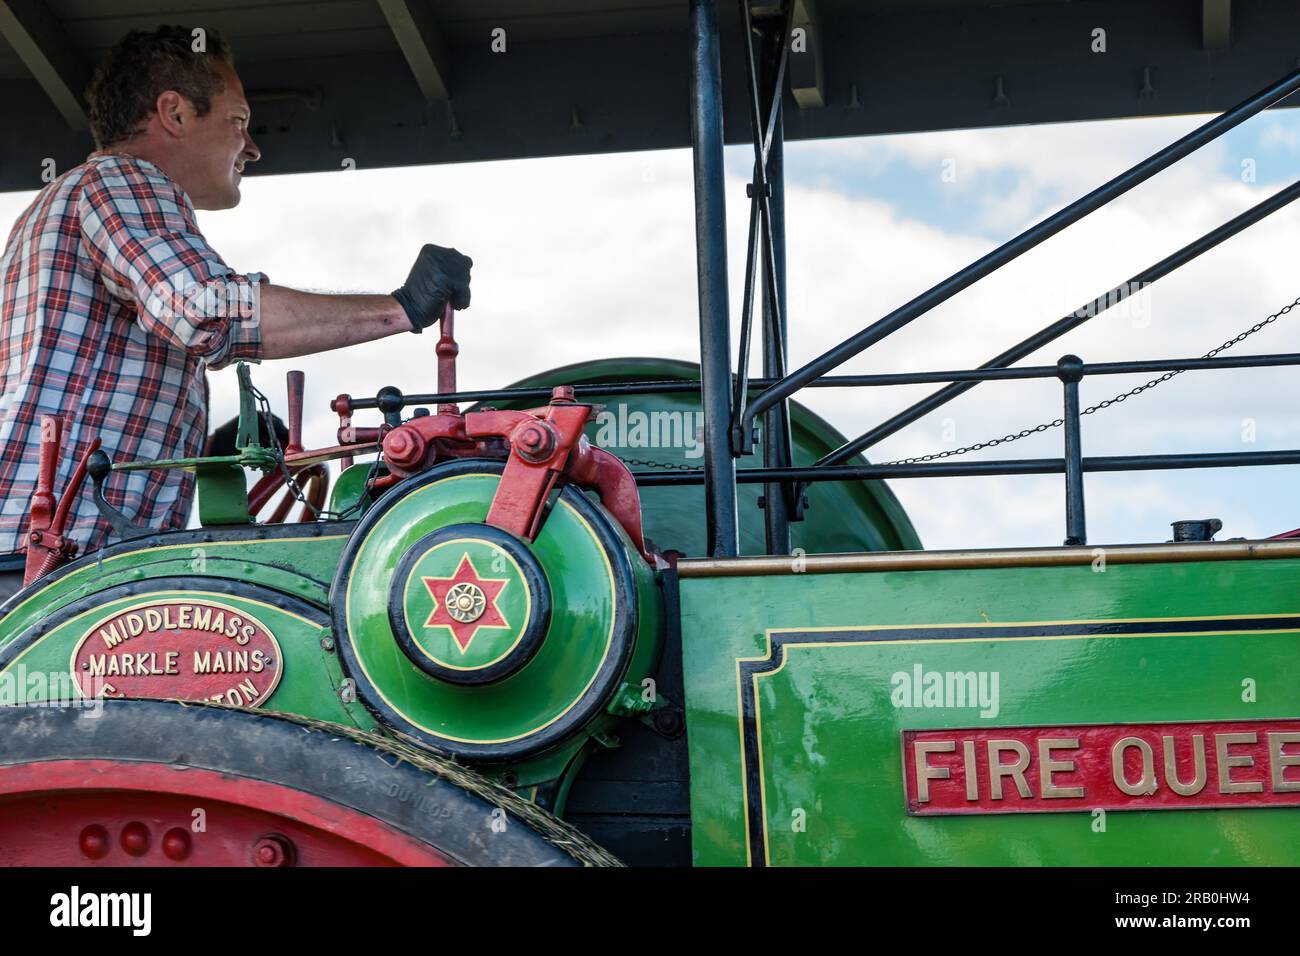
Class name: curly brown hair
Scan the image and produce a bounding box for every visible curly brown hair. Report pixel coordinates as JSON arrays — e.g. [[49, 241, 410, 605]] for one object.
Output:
[[86, 25, 234, 149]]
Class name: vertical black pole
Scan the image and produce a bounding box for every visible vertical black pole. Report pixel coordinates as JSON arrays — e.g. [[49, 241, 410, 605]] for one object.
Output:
[[758, 16, 793, 556], [690, 0, 739, 557], [1057, 355, 1087, 546]]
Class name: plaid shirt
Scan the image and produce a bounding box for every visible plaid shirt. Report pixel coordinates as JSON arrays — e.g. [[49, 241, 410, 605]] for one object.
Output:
[[0, 153, 264, 556]]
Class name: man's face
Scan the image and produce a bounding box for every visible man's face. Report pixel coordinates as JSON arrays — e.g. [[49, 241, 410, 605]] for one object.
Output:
[[182, 61, 260, 210]]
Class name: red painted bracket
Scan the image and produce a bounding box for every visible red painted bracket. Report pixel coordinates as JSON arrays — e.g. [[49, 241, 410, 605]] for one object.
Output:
[[464, 397, 592, 541], [464, 389, 654, 565], [377, 390, 655, 564], [356, 307, 656, 565], [25, 416, 101, 586]]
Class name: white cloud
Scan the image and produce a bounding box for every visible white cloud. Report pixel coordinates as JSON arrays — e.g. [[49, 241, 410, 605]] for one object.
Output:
[[1260, 118, 1300, 152]]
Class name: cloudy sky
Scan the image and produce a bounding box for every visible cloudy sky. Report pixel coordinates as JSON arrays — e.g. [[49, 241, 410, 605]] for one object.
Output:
[[5, 106, 1300, 551]]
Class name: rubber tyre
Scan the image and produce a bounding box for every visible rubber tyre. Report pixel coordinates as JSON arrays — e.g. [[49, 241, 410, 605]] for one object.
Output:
[[0, 700, 613, 866]]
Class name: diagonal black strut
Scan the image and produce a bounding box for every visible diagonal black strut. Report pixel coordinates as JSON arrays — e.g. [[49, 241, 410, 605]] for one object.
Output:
[[817, 174, 1300, 466], [736, 63, 1300, 454], [729, 0, 794, 437]]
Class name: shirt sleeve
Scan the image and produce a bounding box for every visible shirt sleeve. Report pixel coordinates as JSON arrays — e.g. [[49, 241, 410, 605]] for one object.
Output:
[[75, 158, 265, 370]]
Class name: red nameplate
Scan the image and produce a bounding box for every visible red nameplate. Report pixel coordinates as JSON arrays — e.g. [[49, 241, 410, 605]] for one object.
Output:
[[903, 719, 1300, 815], [71, 599, 283, 707]]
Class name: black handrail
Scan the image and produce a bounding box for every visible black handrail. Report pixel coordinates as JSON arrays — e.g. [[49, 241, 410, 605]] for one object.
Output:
[[816, 175, 1300, 466], [733, 0, 799, 555], [736, 64, 1300, 451], [1059, 357, 1086, 545], [634, 344, 1300, 544], [343, 350, 1300, 411], [348, 347, 1300, 545], [632, 449, 1300, 486]]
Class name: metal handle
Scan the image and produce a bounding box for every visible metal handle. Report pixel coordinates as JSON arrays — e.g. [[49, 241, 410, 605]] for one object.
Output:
[[286, 370, 305, 454], [436, 302, 459, 416]]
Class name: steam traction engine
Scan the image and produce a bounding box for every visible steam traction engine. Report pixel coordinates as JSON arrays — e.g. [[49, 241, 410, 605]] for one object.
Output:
[[0, 309, 669, 866]]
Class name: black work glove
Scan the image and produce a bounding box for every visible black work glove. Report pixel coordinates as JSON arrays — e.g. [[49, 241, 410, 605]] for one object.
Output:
[[392, 243, 473, 333]]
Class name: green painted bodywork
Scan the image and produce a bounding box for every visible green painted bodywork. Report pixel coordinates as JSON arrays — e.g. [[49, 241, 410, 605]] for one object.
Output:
[[679, 556, 1300, 865], [0, 530, 376, 731], [19, 358, 1295, 867], [6, 586, 364, 726], [197, 463, 254, 525], [329, 461, 381, 515], [0, 532, 345, 641], [338, 469, 661, 759], [0, 432, 665, 807], [482, 358, 921, 556]]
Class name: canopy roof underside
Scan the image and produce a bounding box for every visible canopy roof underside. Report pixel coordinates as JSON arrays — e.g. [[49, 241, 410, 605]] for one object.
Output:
[[0, 0, 1294, 191]]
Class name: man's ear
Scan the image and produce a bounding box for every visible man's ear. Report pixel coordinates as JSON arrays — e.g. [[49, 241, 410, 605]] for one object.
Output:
[[155, 90, 188, 137]]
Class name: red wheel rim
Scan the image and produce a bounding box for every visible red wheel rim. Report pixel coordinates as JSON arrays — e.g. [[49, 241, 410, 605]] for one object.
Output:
[[0, 759, 457, 866], [247, 464, 331, 524]]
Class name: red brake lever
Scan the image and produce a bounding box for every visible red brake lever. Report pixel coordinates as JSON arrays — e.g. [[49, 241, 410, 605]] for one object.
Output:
[[436, 302, 459, 416], [25, 416, 101, 586]]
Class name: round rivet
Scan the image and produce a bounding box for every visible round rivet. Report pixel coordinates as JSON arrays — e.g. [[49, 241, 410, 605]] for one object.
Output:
[[162, 827, 191, 861], [252, 834, 294, 867], [79, 824, 110, 859], [120, 821, 150, 856]]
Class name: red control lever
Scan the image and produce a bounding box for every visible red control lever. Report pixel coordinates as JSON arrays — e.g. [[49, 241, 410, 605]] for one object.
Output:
[[25, 415, 101, 585], [436, 303, 458, 416], [285, 369, 305, 454]]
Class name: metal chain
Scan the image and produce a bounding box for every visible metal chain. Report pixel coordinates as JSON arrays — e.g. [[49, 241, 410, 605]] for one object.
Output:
[[248, 383, 376, 522], [621, 456, 699, 472], [880, 294, 1300, 466]]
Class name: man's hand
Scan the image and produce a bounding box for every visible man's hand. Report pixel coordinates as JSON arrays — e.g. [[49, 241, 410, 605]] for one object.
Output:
[[255, 245, 471, 358], [392, 243, 473, 333]]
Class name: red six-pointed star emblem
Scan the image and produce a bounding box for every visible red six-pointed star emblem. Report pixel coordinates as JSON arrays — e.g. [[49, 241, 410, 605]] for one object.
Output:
[[421, 554, 510, 652]]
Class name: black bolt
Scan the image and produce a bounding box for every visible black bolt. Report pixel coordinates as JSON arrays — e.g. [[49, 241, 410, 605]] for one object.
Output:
[[653, 708, 683, 736], [86, 449, 111, 482]]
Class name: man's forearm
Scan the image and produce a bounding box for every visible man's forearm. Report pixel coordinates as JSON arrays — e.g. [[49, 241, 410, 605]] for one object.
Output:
[[255, 285, 410, 359]]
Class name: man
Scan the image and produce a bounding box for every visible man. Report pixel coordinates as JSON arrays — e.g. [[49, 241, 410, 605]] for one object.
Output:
[[0, 25, 471, 602]]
